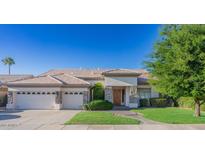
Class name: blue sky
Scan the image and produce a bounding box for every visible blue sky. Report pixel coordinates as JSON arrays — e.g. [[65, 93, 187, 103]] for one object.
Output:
[[0, 24, 160, 75]]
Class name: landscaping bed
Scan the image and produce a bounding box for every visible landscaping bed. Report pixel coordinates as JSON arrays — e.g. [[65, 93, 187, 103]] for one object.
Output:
[[132, 107, 205, 124], [65, 111, 140, 125]]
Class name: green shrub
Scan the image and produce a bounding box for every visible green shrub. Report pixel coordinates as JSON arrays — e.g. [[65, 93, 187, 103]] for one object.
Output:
[[92, 82, 104, 100], [140, 98, 150, 107], [150, 98, 167, 107], [192, 103, 205, 111], [201, 104, 205, 111], [84, 100, 113, 110], [177, 97, 194, 108], [178, 97, 205, 111]]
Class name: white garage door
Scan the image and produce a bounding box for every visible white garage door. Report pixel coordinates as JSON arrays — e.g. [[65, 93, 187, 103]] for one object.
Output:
[[16, 92, 56, 109], [62, 92, 84, 109]]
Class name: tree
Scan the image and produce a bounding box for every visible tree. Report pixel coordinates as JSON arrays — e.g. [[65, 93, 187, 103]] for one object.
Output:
[[92, 82, 104, 100], [145, 25, 205, 117], [2, 57, 15, 75]]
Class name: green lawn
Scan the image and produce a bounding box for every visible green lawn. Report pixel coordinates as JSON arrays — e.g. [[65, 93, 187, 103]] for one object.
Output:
[[65, 111, 140, 125], [132, 107, 205, 124]]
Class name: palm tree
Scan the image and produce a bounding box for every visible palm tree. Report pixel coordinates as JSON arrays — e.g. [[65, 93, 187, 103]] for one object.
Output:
[[2, 57, 15, 75]]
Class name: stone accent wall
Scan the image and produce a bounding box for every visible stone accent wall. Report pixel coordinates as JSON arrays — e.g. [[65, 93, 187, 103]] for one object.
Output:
[[105, 87, 113, 102], [129, 95, 139, 104], [129, 86, 139, 104], [55, 91, 62, 104], [7, 91, 14, 104], [83, 91, 89, 103]]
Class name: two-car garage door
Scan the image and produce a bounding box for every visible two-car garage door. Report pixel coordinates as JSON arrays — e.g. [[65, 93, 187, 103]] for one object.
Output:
[[16, 92, 56, 109]]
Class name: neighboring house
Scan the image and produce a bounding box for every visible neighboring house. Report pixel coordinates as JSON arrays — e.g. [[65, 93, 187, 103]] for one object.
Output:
[[6, 69, 159, 110], [0, 74, 33, 107]]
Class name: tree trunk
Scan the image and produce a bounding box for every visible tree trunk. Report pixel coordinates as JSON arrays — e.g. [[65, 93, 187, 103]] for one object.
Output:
[[194, 99, 201, 117], [9, 65, 10, 75]]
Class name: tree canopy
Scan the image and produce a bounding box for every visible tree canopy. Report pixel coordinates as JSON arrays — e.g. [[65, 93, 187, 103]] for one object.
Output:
[[145, 25, 205, 116], [2, 57, 15, 74]]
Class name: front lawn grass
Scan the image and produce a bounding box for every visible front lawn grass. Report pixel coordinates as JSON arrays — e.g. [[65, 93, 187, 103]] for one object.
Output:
[[65, 111, 140, 125], [132, 107, 205, 124]]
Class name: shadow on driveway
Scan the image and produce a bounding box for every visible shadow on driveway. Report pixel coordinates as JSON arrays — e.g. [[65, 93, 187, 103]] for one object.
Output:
[[0, 110, 24, 113], [0, 115, 21, 121]]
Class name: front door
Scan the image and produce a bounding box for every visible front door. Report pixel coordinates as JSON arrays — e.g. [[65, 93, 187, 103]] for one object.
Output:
[[113, 89, 122, 105]]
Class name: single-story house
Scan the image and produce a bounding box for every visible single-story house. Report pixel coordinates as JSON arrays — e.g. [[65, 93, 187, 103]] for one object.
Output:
[[0, 74, 33, 107], [6, 69, 159, 110]]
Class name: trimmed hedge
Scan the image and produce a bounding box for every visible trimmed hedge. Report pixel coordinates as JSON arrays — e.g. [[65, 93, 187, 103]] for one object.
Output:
[[140, 98, 169, 107], [177, 97, 194, 108], [140, 98, 150, 107], [177, 97, 205, 111], [84, 100, 113, 110], [192, 103, 205, 111], [150, 98, 168, 107], [201, 104, 205, 111]]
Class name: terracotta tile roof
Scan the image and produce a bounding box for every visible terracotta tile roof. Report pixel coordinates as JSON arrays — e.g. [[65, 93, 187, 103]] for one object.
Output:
[[52, 74, 90, 86], [0, 74, 33, 85], [7, 75, 63, 86], [8, 74, 90, 87], [40, 69, 106, 79], [40, 68, 148, 79], [7, 69, 150, 87]]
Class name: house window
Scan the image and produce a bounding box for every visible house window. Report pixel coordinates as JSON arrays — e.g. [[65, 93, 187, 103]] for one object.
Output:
[[52, 92, 56, 95], [17, 92, 21, 94], [47, 92, 51, 95], [79, 92, 83, 95], [22, 92, 25, 94], [37, 92, 41, 94], [64, 92, 68, 95], [42, 92, 45, 95], [138, 88, 151, 98], [74, 92, 78, 95], [69, 92, 73, 95], [32, 92, 36, 94]]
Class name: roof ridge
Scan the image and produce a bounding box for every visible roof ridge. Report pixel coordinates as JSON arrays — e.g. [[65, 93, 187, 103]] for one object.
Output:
[[63, 74, 90, 85], [48, 75, 63, 84]]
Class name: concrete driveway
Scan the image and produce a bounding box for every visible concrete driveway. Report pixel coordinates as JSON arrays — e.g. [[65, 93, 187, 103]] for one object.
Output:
[[0, 110, 81, 130]]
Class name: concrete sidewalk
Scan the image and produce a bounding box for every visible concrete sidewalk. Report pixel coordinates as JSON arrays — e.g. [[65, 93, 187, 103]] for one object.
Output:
[[62, 124, 205, 130]]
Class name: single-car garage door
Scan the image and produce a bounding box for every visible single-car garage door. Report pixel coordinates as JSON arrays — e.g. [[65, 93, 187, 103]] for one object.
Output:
[[62, 92, 84, 109], [15, 92, 56, 109]]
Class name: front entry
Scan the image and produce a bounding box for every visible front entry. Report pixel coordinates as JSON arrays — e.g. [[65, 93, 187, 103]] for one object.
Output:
[[113, 88, 123, 105]]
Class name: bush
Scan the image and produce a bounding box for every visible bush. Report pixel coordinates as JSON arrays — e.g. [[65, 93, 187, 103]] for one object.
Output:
[[201, 104, 205, 111], [192, 103, 205, 111], [140, 98, 150, 107], [177, 97, 194, 108], [92, 82, 104, 100], [150, 98, 167, 107], [178, 97, 205, 111], [84, 100, 113, 110]]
